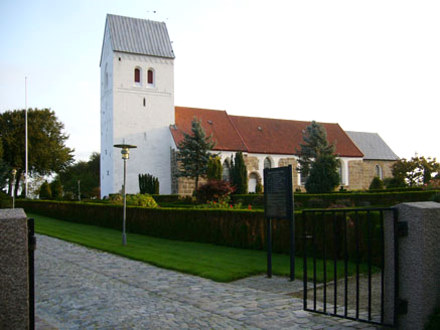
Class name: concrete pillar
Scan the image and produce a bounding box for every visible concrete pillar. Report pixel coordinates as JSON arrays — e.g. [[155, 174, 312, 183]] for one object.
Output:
[[389, 202, 440, 329], [0, 209, 30, 329]]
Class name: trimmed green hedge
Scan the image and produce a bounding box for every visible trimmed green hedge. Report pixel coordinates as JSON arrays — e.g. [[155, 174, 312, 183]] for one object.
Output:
[[18, 200, 383, 263], [232, 190, 440, 209]]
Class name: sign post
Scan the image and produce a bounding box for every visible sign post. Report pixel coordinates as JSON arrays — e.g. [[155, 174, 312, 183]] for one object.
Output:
[[264, 165, 295, 280]]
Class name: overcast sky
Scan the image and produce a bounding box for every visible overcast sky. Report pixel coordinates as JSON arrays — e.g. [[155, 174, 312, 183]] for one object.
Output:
[[1, 0, 439, 162]]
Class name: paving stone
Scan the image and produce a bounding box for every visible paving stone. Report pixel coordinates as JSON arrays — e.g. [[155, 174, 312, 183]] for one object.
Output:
[[35, 235, 380, 329]]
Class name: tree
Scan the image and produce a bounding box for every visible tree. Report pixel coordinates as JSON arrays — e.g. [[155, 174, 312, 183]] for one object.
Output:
[[0, 138, 10, 191], [38, 181, 52, 199], [369, 177, 384, 190], [231, 151, 248, 194], [50, 179, 63, 199], [139, 173, 159, 194], [57, 152, 100, 199], [297, 121, 335, 178], [305, 154, 340, 193], [207, 156, 222, 180], [297, 121, 340, 193], [392, 156, 440, 187], [0, 108, 74, 197], [177, 118, 215, 191]]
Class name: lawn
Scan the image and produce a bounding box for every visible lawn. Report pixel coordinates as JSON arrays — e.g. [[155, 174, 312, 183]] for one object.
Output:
[[31, 213, 368, 283]]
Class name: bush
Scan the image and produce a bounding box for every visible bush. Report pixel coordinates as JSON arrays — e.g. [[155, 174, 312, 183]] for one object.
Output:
[[195, 180, 235, 204], [431, 192, 440, 203], [39, 181, 52, 200], [139, 173, 159, 194], [369, 177, 384, 190], [0, 191, 12, 208], [207, 156, 222, 180], [109, 193, 158, 208]]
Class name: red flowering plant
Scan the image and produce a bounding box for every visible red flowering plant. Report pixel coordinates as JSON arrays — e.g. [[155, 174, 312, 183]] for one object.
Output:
[[195, 179, 243, 209]]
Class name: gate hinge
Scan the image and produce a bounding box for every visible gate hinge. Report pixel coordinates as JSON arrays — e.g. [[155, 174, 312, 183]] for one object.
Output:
[[29, 236, 37, 251], [397, 298, 408, 315], [397, 221, 408, 237]]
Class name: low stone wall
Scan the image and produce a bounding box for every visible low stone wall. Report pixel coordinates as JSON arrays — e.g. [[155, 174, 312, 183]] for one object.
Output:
[[0, 208, 30, 329]]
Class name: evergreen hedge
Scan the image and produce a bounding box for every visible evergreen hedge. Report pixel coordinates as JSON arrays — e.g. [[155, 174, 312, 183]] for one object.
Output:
[[232, 190, 440, 209], [18, 199, 384, 262]]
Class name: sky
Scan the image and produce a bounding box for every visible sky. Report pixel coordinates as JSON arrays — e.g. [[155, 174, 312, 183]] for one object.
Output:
[[1, 0, 439, 162]]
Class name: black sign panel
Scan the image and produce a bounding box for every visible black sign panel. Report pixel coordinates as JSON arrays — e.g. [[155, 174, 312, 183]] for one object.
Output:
[[264, 166, 293, 219]]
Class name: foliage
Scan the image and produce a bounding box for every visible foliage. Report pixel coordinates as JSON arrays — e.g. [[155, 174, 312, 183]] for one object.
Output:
[[255, 182, 263, 194], [57, 152, 99, 200], [139, 173, 159, 194], [231, 152, 248, 194], [0, 108, 74, 197], [0, 191, 12, 208], [431, 192, 440, 203], [195, 179, 235, 204], [297, 121, 335, 178], [177, 118, 215, 192], [305, 154, 340, 193], [383, 177, 406, 189], [297, 121, 339, 193], [50, 179, 63, 199], [392, 156, 440, 187], [207, 156, 223, 180], [39, 181, 52, 199], [196, 199, 242, 209], [0, 138, 10, 191], [369, 177, 384, 190], [109, 193, 158, 208]]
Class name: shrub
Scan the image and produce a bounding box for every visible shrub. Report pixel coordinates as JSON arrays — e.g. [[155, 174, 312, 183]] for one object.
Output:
[[431, 192, 440, 203], [39, 181, 52, 200], [207, 156, 222, 180], [195, 179, 235, 204], [139, 173, 159, 194], [369, 177, 384, 190], [0, 191, 12, 208], [255, 182, 263, 194], [109, 193, 158, 208], [50, 179, 63, 199]]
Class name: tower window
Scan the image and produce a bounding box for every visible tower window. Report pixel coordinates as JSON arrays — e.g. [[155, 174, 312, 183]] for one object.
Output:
[[143, 98, 146, 107], [147, 69, 154, 85], [134, 68, 141, 84]]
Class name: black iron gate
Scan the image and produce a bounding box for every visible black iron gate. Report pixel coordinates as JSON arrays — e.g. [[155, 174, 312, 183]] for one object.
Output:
[[302, 208, 399, 327]]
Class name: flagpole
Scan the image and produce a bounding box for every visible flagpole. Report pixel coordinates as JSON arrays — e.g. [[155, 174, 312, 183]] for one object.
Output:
[[25, 76, 28, 198]]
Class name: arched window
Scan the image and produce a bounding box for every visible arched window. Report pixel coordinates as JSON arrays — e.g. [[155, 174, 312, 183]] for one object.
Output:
[[134, 68, 141, 84], [222, 159, 231, 181], [147, 69, 154, 85], [375, 164, 383, 180], [264, 157, 272, 169]]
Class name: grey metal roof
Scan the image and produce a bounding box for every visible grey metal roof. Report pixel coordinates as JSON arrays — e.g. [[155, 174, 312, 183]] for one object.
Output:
[[106, 14, 175, 58], [346, 131, 399, 160]]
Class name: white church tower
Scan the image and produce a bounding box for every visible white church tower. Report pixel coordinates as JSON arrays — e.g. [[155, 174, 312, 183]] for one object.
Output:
[[100, 14, 175, 198]]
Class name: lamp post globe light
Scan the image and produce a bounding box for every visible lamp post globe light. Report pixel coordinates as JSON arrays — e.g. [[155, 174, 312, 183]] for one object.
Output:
[[11, 169, 17, 209], [113, 144, 137, 246]]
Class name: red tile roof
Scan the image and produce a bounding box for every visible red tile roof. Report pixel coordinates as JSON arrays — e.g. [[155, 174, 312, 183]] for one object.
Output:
[[171, 106, 363, 158]]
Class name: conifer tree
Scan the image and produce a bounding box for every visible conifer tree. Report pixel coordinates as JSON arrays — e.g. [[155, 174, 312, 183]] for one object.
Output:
[[207, 156, 222, 180], [231, 151, 248, 194], [297, 121, 339, 193], [177, 118, 215, 191]]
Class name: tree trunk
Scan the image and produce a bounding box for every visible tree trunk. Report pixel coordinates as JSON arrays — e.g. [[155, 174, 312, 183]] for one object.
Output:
[[14, 170, 22, 198]]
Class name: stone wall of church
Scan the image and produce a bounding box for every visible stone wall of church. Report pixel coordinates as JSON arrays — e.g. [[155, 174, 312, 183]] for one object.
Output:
[[360, 160, 396, 189], [347, 160, 364, 190]]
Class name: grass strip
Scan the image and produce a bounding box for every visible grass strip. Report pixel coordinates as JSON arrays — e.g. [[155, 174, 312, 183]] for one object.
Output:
[[31, 213, 369, 283]]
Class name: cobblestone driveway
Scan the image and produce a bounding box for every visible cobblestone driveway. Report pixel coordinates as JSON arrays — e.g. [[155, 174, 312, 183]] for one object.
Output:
[[36, 235, 377, 329]]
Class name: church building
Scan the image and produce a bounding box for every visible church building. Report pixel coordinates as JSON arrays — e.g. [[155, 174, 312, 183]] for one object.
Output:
[[100, 14, 398, 198]]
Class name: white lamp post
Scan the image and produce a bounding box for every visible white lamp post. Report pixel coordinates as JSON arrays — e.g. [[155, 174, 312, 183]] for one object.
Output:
[[11, 169, 17, 208], [114, 143, 137, 246]]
